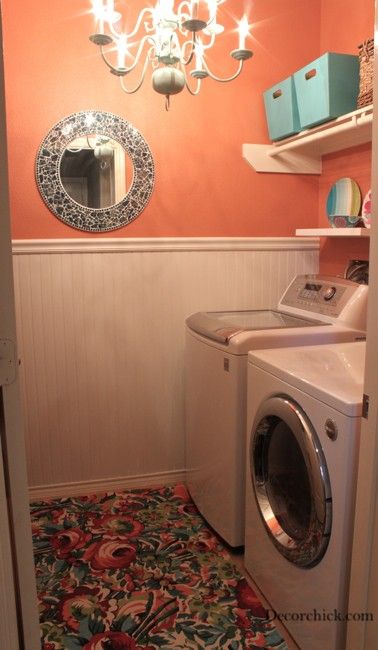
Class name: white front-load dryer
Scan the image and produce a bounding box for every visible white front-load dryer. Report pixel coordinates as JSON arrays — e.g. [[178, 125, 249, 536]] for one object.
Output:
[[185, 275, 367, 547], [244, 341, 365, 650]]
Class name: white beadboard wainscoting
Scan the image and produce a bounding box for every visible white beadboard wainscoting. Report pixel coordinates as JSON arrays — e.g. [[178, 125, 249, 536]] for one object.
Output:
[[12, 237, 319, 498]]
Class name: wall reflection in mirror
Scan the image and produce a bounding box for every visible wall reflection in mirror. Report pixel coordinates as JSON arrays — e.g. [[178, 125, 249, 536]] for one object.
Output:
[[60, 135, 133, 209]]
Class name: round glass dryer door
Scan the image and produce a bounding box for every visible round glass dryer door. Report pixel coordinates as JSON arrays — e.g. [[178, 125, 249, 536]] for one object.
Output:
[[251, 395, 332, 567]]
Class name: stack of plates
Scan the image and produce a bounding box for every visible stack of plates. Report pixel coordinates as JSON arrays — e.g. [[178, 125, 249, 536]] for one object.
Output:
[[326, 177, 362, 227], [361, 189, 372, 228]]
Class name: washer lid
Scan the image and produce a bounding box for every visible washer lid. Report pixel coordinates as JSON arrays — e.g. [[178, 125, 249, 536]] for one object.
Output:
[[186, 310, 328, 344], [248, 341, 365, 416]]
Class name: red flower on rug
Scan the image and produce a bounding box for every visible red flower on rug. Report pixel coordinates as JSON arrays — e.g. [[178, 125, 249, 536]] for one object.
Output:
[[235, 578, 268, 618], [82, 631, 137, 649], [59, 587, 109, 631], [172, 484, 189, 501], [51, 527, 92, 558], [83, 538, 137, 570]]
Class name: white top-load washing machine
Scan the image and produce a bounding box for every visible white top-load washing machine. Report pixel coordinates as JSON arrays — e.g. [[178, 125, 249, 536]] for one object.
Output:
[[244, 341, 365, 650], [185, 274, 367, 547]]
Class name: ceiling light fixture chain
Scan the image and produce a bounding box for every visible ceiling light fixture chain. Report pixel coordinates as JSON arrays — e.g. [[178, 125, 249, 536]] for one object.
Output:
[[89, 0, 253, 108]]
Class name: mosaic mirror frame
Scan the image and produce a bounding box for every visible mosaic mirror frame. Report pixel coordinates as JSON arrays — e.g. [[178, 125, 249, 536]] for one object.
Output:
[[35, 110, 155, 232]]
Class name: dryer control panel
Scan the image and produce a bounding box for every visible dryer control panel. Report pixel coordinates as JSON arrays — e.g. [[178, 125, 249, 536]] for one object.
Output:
[[279, 274, 368, 328]]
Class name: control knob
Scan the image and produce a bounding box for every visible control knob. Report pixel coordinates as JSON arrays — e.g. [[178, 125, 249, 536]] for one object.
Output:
[[323, 286, 336, 301]]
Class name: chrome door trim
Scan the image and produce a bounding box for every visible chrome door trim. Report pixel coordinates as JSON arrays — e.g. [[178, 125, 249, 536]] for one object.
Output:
[[251, 394, 332, 567]]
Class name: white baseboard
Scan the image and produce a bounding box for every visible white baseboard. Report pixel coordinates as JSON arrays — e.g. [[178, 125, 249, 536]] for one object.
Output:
[[29, 469, 187, 501]]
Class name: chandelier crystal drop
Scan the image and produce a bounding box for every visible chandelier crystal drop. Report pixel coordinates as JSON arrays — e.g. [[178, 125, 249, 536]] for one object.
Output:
[[89, 0, 253, 109]]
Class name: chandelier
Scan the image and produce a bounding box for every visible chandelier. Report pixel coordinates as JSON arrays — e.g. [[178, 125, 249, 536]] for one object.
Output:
[[89, 1, 253, 109]]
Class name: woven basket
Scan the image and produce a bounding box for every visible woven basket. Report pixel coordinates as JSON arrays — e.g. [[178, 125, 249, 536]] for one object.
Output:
[[357, 38, 374, 108]]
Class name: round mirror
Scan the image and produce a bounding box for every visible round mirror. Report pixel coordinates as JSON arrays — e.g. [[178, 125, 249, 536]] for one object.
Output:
[[36, 111, 154, 232], [60, 134, 134, 209]]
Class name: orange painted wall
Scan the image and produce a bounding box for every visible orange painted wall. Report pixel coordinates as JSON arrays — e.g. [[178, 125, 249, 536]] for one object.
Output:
[[2, 0, 321, 239], [1, 0, 374, 256], [318, 0, 374, 274]]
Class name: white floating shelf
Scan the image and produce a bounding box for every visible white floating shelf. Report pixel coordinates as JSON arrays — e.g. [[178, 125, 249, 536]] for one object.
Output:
[[243, 105, 373, 174], [295, 227, 370, 237]]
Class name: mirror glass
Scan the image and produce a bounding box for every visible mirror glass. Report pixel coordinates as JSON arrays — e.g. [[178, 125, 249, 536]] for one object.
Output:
[[35, 111, 154, 232], [60, 135, 133, 209]]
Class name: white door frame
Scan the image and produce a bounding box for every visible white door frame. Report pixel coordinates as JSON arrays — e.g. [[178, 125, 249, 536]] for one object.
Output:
[[0, 426, 20, 647], [346, 13, 378, 647], [0, 2, 40, 647]]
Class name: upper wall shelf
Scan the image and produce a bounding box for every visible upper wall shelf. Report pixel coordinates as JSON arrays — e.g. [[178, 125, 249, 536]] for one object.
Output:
[[242, 105, 373, 175]]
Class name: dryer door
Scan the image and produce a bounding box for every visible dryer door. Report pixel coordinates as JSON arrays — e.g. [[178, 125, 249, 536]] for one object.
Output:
[[251, 395, 332, 567]]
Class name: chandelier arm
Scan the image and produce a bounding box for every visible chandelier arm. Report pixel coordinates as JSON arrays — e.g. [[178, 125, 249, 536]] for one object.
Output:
[[185, 77, 202, 95], [203, 58, 243, 83], [177, 0, 192, 23], [126, 35, 156, 72], [180, 34, 196, 66], [179, 64, 202, 95], [105, 7, 155, 40], [201, 32, 216, 50], [177, 0, 192, 28], [100, 35, 154, 75], [119, 54, 150, 94], [100, 45, 124, 73], [126, 7, 155, 39], [107, 18, 122, 40]]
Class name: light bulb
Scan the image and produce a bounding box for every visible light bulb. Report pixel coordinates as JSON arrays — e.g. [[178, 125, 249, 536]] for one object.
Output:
[[117, 35, 127, 68], [92, 0, 105, 32], [207, 0, 217, 23], [195, 39, 204, 70], [238, 15, 250, 50], [92, 0, 103, 19]]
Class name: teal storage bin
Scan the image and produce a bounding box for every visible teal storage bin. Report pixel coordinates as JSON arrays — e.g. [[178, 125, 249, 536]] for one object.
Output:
[[263, 76, 300, 141], [293, 52, 359, 129]]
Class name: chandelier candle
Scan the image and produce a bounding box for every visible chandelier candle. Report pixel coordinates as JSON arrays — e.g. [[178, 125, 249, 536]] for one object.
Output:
[[89, 0, 253, 109]]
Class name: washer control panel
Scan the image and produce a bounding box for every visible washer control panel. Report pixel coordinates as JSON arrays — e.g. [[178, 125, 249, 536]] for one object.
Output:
[[296, 281, 346, 308], [279, 275, 361, 319]]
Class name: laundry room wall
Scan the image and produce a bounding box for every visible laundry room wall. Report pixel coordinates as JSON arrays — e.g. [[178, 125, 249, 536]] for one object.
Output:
[[13, 241, 318, 494], [3, 0, 321, 239], [0, 0, 373, 491]]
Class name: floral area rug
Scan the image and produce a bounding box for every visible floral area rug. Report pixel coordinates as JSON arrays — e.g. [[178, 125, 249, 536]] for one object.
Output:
[[30, 484, 287, 649]]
